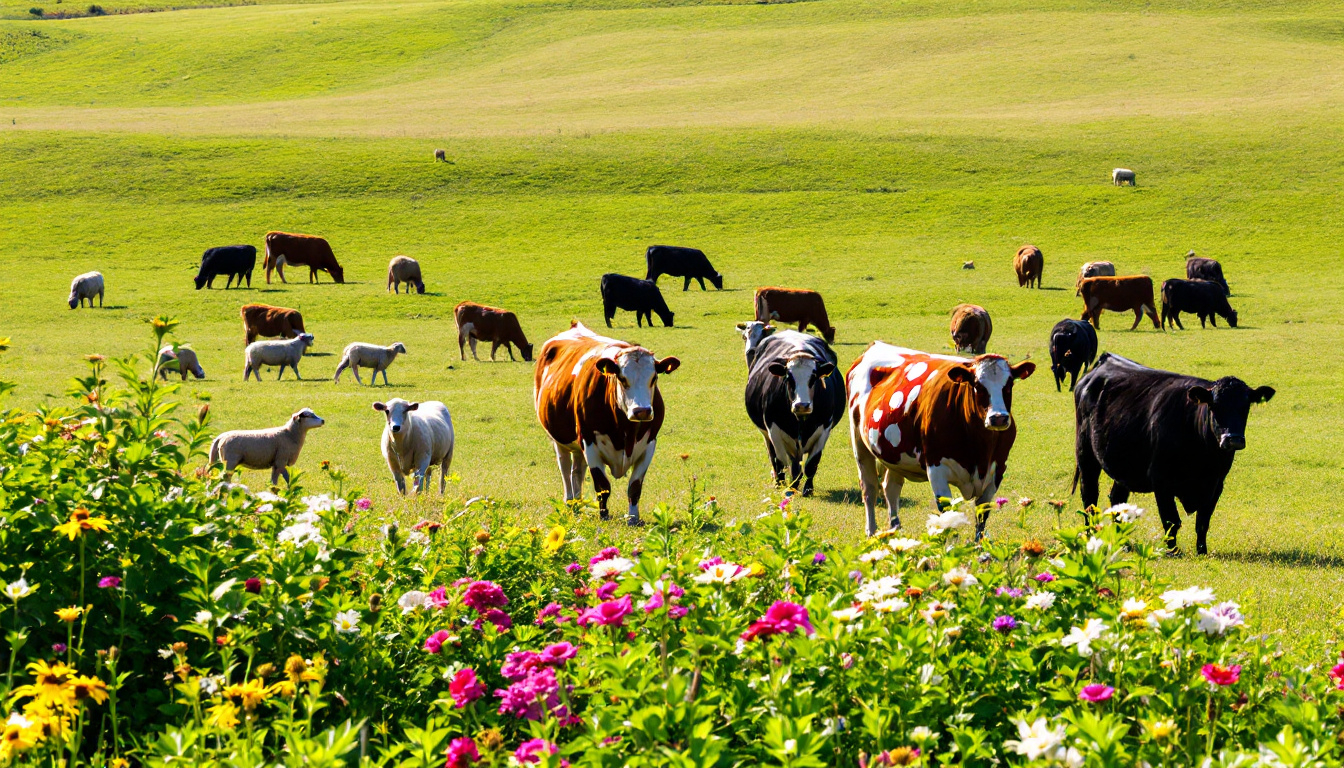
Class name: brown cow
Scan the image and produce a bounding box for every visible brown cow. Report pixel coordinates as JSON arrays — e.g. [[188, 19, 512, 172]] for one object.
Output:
[[534, 322, 679, 524], [950, 303, 992, 354], [754, 287, 835, 343], [240, 303, 306, 346], [263, 232, 345, 284], [1075, 261, 1116, 294], [1079, 276, 1160, 330], [454, 302, 534, 362], [847, 343, 1035, 537], [1014, 245, 1043, 288]]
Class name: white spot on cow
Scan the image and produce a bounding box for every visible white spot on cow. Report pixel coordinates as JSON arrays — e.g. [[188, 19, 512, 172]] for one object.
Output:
[[867, 428, 881, 450], [889, 390, 904, 411], [907, 384, 921, 405], [872, 408, 883, 423], [905, 361, 928, 380], [883, 423, 901, 447], [888, 355, 905, 367], [925, 369, 939, 385]]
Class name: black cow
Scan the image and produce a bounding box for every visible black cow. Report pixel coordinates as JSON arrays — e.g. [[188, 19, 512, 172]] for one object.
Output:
[[1073, 353, 1274, 554], [645, 245, 723, 291], [600, 274, 674, 328], [1049, 318, 1097, 392], [1161, 279, 1238, 329], [1185, 256, 1229, 295], [743, 330, 843, 496], [195, 245, 257, 290]]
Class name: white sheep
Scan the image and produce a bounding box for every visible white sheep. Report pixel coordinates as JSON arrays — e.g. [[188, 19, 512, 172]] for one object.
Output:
[[372, 398, 454, 495], [244, 333, 314, 381], [387, 256, 424, 294], [1112, 168, 1136, 186], [68, 271, 104, 309], [209, 408, 325, 484], [157, 345, 205, 381], [334, 342, 406, 386]]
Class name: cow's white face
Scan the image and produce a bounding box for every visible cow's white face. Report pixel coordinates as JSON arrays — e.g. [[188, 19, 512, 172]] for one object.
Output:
[[947, 357, 1035, 431], [596, 349, 680, 422], [373, 398, 419, 435], [736, 321, 775, 363], [768, 352, 835, 416]]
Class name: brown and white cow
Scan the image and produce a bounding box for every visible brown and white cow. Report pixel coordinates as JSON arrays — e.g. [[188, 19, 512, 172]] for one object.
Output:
[[754, 287, 836, 343], [847, 343, 1034, 537], [534, 322, 680, 524], [263, 232, 345, 284], [1078, 275, 1160, 330], [1075, 261, 1116, 295], [1014, 245, 1043, 288]]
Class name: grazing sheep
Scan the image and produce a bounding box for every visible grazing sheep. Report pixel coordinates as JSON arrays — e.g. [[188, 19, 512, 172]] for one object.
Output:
[[1076, 261, 1117, 294], [244, 333, 314, 382], [209, 408, 325, 485], [157, 345, 205, 381], [68, 272, 104, 309], [1112, 168, 1136, 186], [373, 398, 455, 495], [387, 256, 425, 294], [334, 342, 407, 386], [434, 149, 447, 162]]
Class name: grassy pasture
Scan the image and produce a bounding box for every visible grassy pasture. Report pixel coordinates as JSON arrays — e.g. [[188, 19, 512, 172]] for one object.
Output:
[[1, 0, 1343, 642]]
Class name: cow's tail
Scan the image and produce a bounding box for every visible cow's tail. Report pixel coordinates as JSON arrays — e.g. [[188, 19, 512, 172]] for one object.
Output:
[[1070, 462, 1080, 497]]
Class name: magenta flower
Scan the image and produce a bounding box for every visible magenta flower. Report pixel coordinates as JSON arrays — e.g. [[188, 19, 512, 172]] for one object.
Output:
[[779, 495, 792, 510], [1201, 664, 1241, 686], [741, 601, 814, 641], [1034, 572, 1056, 583], [995, 587, 1024, 598], [501, 651, 545, 681], [595, 581, 618, 600], [355, 498, 372, 511], [444, 737, 480, 768], [1078, 683, 1114, 702], [668, 604, 689, 619], [514, 738, 560, 765], [539, 642, 578, 666], [812, 552, 826, 565], [244, 577, 262, 594], [994, 497, 1009, 509], [495, 667, 562, 721], [478, 609, 512, 630], [52, 643, 67, 654], [423, 630, 452, 654], [577, 595, 633, 627], [565, 562, 583, 576], [588, 546, 620, 566], [97, 576, 121, 589], [428, 587, 450, 610], [641, 590, 665, 612], [448, 668, 486, 707], [535, 602, 564, 625], [698, 556, 725, 571], [462, 581, 508, 612], [992, 615, 1018, 634]]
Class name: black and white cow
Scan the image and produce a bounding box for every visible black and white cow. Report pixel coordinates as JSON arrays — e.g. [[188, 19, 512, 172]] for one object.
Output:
[[1073, 353, 1274, 554], [736, 320, 776, 367], [1049, 318, 1097, 392], [743, 329, 844, 496], [645, 245, 723, 291]]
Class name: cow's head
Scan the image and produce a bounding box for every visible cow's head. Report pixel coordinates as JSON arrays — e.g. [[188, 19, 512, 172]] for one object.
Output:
[[519, 342, 535, 362], [945, 355, 1035, 431], [291, 408, 325, 431], [710, 273, 724, 290], [330, 265, 346, 284], [736, 321, 775, 365], [1188, 378, 1274, 451], [193, 273, 208, 290], [373, 398, 418, 435], [768, 351, 835, 416], [595, 348, 679, 422], [1225, 307, 1239, 328]]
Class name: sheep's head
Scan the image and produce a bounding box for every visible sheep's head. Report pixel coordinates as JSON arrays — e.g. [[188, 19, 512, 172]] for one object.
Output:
[[373, 398, 418, 435], [291, 408, 325, 430], [297, 333, 315, 348], [391, 343, 408, 355]]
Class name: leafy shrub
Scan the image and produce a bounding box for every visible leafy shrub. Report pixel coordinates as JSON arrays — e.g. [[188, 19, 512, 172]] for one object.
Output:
[[86, 5, 104, 14], [27, 8, 43, 16]]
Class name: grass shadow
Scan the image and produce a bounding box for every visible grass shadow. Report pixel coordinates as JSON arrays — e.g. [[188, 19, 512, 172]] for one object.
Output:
[[1208, 548, 1344, 569], [98, 305, 129, 310]]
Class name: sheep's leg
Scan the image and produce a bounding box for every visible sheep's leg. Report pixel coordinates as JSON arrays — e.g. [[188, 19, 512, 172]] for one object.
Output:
[[379, 367, 391, 386], [440, 447, 453, 494], [292, 361, 301, 380], [389, 462, 408, 495], [277, 365, 285, 381], [351, 365, 364, 386], [98, 291, 103, 307], [414, 457, 432, 494], [333, 357, 349, 383]]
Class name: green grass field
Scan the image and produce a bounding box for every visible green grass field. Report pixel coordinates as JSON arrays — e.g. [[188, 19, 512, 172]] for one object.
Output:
[[2, 0, 1343, 643]]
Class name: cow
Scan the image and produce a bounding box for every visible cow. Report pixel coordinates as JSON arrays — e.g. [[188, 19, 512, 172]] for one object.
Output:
[[600, 274, 673, 328], [1186, 254, 1230, 295], [645, 245, 723, 291], [736, 320, 776, 367], [847, 343, 1035, 537], [454, 301, 534, 361], [195, 245, 256, 290], [1049, 318, 1097, 392], [950, 304, 992, 354], [1161, 279, 1238, 330], [1112, 168, 1136, 186], [1076, 261, 1116, 295], [534, 322, 680, 524], [434, 149, 447, 162], [1014, 245, 1044, 288], [743, 330, 844, 496], [240, 303, 305, 346], [263, 232, 345, 284], [1078, 275, 1160, 330], [754, 287, 835, 343], [1073, 353, 1274, 554]]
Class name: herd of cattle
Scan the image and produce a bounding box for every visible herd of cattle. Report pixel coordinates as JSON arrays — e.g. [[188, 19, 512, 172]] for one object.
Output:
[[66, 233, 1272, 554]]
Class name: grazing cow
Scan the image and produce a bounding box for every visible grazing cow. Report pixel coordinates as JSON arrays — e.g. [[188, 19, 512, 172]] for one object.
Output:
[[240, 303, 305, 346], [1112, 168, 1136, 186], [754, 287, 835, 343], [1048, 319, 1097, 392], [1076, 261, 1116, 294], [1078, 275, 1160, 330], [195, 245, 257, 290], [534, 322, 680, 524], [600, 274, 674, 328], [645, 245, 723, 291], [743, 330, 844, 496], [848, 343, 1035, 537], [1014, 245, 1044, 288], [962, 261, 975, 270], [373, 398, 455, 495], [736, 320, 776, 367], [433, 149, 447, 162], [950, 303, 992, 354], [263, 232, 345, 284], [454, 301, 534, 361], [1073, 353, 1274, 554], [1186, 254, 1230, 295], [1161, 279, 1238, 329]]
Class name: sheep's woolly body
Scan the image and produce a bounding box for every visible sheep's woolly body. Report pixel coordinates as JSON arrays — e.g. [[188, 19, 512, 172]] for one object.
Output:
[[244, 334, 313, 381], [334, 342, 407, 385], [209, 409, 325, 484]]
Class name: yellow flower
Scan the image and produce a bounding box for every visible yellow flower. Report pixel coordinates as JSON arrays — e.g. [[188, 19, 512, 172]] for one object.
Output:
[[206, 701, 240, 730], [1, 717, 39, 761], [12, 660, 73, 707], [21, 700, 70, 742], [109, 759, 130, 768], [1147, 719, 1178, 740], [284, 654, 307, 684], [55, 606, 83, 623], [68, 675, 109, 705], [53, 508, 112, 540], [268, 680, 297, 699], [301, 653, 328, 684], [542, 525, 566, 553], [223, 678, 271, 712], [746, 563, 767, 578]]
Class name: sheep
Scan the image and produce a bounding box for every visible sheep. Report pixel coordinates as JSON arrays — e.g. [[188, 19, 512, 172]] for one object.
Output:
[[1112, 168, 1136, 186], [244, 333, 314, 382], [209, 408, 325, 485], [157, 345, 205, 381], [334, 342, 407, 386], [434, 149, 447, 162], [68, 272, 104, 309], [387, 256, 425, 294], [372, 398, 455, 495]]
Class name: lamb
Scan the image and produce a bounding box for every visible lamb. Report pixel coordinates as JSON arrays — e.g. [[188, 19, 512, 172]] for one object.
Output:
[[244, 333, 314, 381], [334, 342, 407, 386], [373, 398, 455, 495], [387, 256, 425, 294], [68, 272, 104, 309], [157, 345, 205, 381], [209, 408, 325, 485]]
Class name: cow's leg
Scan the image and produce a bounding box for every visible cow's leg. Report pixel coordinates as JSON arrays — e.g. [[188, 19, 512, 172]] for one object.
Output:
[[1154, 491, 1182, 554], [881, 470, 904, 531], [760, 429, 786, 486], [1069, 368, 1079, 392], [925, 463, 956, 511], [276, 263, 286, 283], [490, 341, 501, 361], [1076, 441, 1102, 509], [973, 483, 998, 540], [570, 451, 588, 502], [767, 425, 800, 489], [683, 276, 691, 292], [625, 440, 657, 525], [582, 442, 613, 520], [506, 343, 516, 362], [800, 426, 834, 497], [554, 445, 576, 500], [849, 414, 884, 536], [1108, 481, 1130, 506], [468, 336, 479, 361], [697, 277, 707, 291], [1129, 308, 1142, 330]]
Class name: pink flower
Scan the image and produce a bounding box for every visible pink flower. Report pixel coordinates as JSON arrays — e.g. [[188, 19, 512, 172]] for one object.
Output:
[[595, 581, 618, 600], [244, 577, 262, 594], [668, 605, 689, 619], [428, 587, 450, 610], [52, 643, 67, 653], [501, 651, 545, 681], [841, 652, 854, 669], [539, 642, 578, 666], [514, 739, 561, 765], [740, 601, 814, 642], [1202, 664, 1241, 686], [565, 563, 583, 576], [578, 596, 633, 628], [423, 630, 452, 654], [448, 668, 485, 707], [779, 495, 792, 510], [1034, 572, 1056, 583], [536, 602, 564, 625], [1078, 683, 1114, 702], [1330, 662, 1344, 690], [588, 547, 620, 566], [444, 737, 480, 768], [476, 609, 512, 631], [97, 576, 121, 589], [994, 497, 1009, 509], [698, 556, 725, 571], [495, 667, 562, 721], [355, 497, 371, 511], [641, 591, 665, 612], [462, 581, 508, 612]]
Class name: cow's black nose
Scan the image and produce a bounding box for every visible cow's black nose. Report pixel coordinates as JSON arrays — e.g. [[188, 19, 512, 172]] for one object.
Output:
[[391, 425, 401, 433], [793, 403, 813, 415], [630, 407, 653, 422], [986, 413, 1011, 429], [1220, 434, 1245, 451]]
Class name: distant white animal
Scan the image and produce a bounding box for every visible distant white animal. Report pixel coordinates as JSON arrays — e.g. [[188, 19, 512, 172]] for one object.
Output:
[[68, 271, 104, 309], [157, 345, 205, 381], [1112, 168, 1136, 186], [373, 398, 455, 495], [334, 342, 406, 386], [244, 333, 314, 381], [209, 408, 325, 484]]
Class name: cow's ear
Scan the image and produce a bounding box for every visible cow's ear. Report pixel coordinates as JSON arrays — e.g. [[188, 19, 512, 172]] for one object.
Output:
[[406, 402, 420, 411], [655, 357, 680, 375], [1011, 361, 1036, 380], [373, 402, 387, 412], [595, 358, 621, 376], [735, 322, 747, 331], [1188, 386, 1213, 404], [1251, 386, 1276, 403], [768, 362, 788, 377], [763, 325, 776, 335], [817, 362, 836, 377], [945, 364, 976, 384]]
